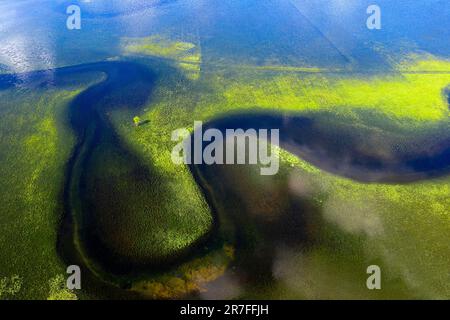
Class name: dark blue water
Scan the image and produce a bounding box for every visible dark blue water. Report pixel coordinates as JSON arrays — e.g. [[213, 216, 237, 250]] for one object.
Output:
[[193, 113, 450, 183]]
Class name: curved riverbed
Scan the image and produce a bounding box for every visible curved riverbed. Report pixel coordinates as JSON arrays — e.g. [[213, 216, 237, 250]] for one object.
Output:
[[1, 61, 449, 298], [193, 113, 450, 183]]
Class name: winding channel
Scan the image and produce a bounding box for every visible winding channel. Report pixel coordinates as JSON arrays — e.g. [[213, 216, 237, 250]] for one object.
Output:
[[1, 61, 450, 297]]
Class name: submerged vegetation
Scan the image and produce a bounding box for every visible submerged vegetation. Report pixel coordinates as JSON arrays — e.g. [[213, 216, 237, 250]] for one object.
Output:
[[123, 35, 202, 80], [274, 147, 450, 298], [0, 82, 98, 298], [132, 244, 235, 299], [108, 53, 450, 298], [0, 20, 449, 299]]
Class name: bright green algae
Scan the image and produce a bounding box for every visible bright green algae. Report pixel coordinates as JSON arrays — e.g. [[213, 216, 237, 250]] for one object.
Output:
[[0, 88, 82, 299]]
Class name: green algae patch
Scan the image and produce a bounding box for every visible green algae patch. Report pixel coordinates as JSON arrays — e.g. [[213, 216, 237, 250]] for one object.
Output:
[[131, 245, 235, 299], [0, 85, 96, 299], [239, 65, 340, 73], [47, 275, 78, 300], [0, 275, 22, 299], [396, 53, 450, 72], [123, 35, 196, 59], [217, 63, 450, 123], [122, 35, 201, 79]]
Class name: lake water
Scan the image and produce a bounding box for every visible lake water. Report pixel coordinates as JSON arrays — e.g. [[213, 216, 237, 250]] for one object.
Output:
[[1, 0, 449, 73]]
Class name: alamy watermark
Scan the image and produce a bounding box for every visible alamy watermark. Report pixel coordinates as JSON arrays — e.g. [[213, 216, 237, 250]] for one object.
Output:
[[171, 121, 280, 176], [366, 265, 381, 290], [367, 4, 381, 30], [66, 5, 81, 30], [66, 265, 81, 290]]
